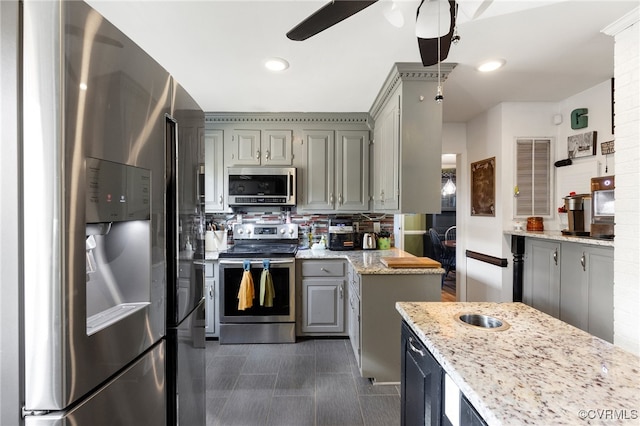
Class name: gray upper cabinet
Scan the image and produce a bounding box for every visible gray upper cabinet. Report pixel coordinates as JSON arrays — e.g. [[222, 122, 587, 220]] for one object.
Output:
[[262, 130, 293, 165], [204, 128, 225, 212], [299, 129, 369, 212], [301, 130, 334, 211], [226, 129, 293, 166], [369, 62, 456, 214]]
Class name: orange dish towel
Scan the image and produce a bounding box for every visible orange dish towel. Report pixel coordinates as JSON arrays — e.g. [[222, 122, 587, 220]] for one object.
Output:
[[237, 261, 255, 310]]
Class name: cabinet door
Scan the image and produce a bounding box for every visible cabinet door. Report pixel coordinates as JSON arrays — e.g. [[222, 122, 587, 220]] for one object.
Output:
[[336, 130, 369, 211], [229, 129, 261, 165], [401, 322, 442, 426], [205, 261, 217, 337], [373, 94, 400, 211], [586, 247, 613, 342], [559, 243, 589, 330], [301, 130, 334, 210], [204, 129, 225, 212], [301, 278, 345, 333], [523, 238, 561, 317], [262, 130, 293, 165]]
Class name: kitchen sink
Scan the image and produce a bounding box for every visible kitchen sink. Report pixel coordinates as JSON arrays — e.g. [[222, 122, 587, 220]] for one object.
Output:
[[455, 313, 510, 331]]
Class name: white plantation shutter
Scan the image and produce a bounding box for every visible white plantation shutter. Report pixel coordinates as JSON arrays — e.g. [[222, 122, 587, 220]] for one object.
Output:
[[516, 138, 551, 217]]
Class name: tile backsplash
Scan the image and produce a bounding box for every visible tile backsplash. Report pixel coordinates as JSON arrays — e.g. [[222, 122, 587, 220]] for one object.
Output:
[[205, 211, 395, 248]]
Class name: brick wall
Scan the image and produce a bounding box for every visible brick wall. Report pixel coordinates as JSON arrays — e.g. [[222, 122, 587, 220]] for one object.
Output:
[[604, 8, 640, 355]]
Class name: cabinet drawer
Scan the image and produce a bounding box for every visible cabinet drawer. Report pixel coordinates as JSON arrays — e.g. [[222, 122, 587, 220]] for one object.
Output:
[[302, 260, 345, 277]]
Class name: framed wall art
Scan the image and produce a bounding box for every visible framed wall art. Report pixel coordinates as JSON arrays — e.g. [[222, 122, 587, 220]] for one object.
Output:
[[471, 157, 495, 217], [567, 131, 597, 159]]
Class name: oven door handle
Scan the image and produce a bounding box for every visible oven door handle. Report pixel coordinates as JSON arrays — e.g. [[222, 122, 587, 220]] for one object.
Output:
[[219, 259, 295, 266]]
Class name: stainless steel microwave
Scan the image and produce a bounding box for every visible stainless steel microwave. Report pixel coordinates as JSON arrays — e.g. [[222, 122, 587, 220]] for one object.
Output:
[[226, 167, 297, 206]]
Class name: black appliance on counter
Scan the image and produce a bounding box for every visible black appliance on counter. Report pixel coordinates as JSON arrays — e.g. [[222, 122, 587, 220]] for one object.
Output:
[[328, 218, 356, 250], [218, 223, 298, 344]]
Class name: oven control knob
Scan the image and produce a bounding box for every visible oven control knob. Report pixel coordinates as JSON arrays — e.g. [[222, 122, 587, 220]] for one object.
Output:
[[280, 228, 285, 234], [238, 228, 244, 235]]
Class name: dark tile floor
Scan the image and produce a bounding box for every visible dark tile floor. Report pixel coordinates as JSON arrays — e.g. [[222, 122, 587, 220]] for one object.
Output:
[[206, 338, 400, 426]]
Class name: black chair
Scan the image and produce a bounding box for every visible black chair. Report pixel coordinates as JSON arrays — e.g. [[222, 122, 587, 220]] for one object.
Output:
[[428, 228, 454, 285]]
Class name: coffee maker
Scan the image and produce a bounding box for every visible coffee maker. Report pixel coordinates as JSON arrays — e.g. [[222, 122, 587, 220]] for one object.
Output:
[[328, 218, 355, 251], [562, 193, 592, 236]]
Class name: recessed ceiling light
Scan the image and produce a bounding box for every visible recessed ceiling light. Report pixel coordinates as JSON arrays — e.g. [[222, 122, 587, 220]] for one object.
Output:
[[476, 59, 506, 72], [264, 57, 289, 72]]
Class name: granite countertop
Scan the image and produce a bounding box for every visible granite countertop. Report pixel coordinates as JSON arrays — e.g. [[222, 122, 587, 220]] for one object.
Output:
[[197, 247, 444, 275], [504, 229, 614, 247], [296, 247, 445, 275], [396, 302, 640, 426]]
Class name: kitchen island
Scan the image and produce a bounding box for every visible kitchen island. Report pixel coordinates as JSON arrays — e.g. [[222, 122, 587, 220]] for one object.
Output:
[[397, 301, 640, 425], [299, 248, 444, 383]]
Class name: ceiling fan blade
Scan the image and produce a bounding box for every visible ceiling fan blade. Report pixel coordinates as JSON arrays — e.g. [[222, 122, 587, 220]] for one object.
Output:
[[287, 0, 379, 41], [416, 0, 456, 66]]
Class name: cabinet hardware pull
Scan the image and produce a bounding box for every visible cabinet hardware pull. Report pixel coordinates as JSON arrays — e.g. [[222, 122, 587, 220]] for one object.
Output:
[[580, 252, 586, 271], [265, 150, 270, 160], [339, 193, 343, 205], [256, 150, 260, 160], [339, 285, 343, 299], [209, 286, 214, 298], [330, 193, 334, 204], [408, 336, 425, 356], [321, 267, 327, 272], [219, 195, 223, 204], [553, 249, 558, 265]]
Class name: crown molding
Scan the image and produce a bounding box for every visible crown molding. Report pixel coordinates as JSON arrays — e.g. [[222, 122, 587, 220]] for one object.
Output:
[[369, 62, 457, 120], [602, 7, 639, 36], [204, 112, 371, 126]]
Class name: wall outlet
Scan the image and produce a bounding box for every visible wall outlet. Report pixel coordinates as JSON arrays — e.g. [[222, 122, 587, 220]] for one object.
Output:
[[373, 222, 381, 233]]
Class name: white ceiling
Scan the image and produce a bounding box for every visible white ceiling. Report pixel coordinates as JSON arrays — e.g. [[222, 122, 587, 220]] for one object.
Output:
[[85, 0, 637, 123]]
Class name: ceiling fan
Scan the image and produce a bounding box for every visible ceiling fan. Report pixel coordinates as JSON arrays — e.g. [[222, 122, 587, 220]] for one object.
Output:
[[286, 0, 491, 67]]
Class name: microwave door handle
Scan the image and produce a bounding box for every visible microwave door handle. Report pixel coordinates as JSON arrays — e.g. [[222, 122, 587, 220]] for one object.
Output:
[[289, 172, 293, 200]]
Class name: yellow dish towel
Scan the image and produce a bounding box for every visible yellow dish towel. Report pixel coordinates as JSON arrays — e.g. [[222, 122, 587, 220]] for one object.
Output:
[[237, 270, 255, 310], [260, 269, 275, 307]]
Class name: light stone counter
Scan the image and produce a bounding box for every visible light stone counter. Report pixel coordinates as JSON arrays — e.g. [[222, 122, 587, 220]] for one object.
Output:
[[396, 302, 640, 426], [295, 247, 445, 275], [504, 229, 614, 247]]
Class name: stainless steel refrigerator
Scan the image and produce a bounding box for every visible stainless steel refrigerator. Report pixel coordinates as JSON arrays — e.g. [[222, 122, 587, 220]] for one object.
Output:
[[0, 1, 204, 424], [166, 83, 206, 426]]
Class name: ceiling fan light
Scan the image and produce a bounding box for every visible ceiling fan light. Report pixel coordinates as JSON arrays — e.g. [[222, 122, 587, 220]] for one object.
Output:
[[264, 57, 289, 72], [383, 2, 405, 28], [416, 0, 451, 39], [476, 59, 506, 72]]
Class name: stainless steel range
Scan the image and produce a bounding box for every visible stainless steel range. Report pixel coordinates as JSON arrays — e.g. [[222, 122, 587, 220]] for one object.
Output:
[[218, 223, 298, 344]]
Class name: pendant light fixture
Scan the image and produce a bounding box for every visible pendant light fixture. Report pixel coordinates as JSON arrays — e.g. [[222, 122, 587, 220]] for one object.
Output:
[[442, 172, 456, 196]]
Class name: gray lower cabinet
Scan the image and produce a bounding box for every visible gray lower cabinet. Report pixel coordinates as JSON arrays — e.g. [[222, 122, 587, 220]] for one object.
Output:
[[360, 272, 441, 382], [560, 243, 613, 342], [347, 264, 361, 368], [522, 238, 613, 342], [523, 238, 561, 317], [298, 260, 346, 335], [205, 261, 218, 337]]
